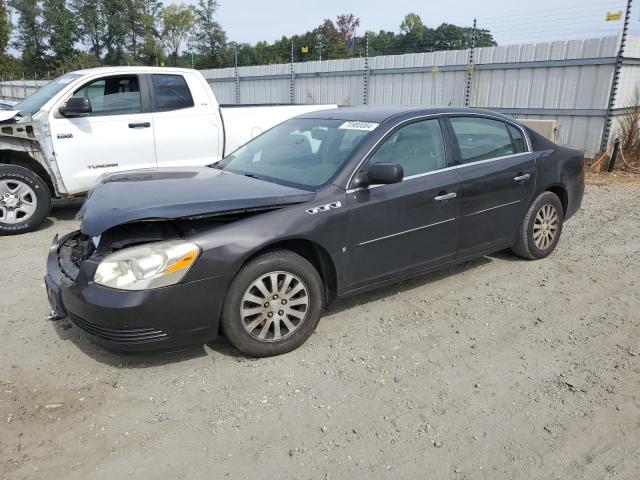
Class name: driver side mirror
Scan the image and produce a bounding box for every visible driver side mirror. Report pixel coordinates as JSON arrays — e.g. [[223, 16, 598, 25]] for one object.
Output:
[[59, 97, 92, 117], [352, 163, 404, 189]]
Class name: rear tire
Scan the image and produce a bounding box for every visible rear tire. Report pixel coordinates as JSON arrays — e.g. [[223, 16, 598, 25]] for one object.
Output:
[[512, 191, 564, 260], [221, 250, 324, 357], [0, 164, 51, 235]]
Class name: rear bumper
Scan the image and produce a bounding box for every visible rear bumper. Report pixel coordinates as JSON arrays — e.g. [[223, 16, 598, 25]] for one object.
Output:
[[45, 232, 230, 351]]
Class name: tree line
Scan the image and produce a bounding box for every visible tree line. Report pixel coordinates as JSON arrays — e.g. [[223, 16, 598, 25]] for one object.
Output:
[[0, 0, 496, 79]]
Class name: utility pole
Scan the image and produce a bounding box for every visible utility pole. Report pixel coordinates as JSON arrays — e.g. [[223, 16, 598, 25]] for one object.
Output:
[[600, 0, 633, 153], [465, 18, 477, 108]]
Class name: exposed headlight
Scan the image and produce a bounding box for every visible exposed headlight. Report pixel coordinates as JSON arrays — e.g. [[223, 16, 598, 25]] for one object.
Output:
[[94, 240, 201, 291]]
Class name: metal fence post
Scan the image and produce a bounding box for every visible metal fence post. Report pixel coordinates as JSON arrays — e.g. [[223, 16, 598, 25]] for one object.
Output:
[[465, 18, 477, 107], [600, 0, 632, 153], [608, 137, 621, 171], [234, 46, 240, 104], [363, 33, 370, 105], [290, 40, 295, 104]]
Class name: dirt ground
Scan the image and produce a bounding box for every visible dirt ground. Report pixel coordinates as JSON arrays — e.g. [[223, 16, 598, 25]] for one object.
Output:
[[1, 179, 639, 480]]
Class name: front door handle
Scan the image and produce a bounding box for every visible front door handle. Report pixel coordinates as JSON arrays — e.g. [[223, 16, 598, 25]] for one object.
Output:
[[434, 192, 457, 202], [514, 173, 531, 183], [129, 122, 151, 129]]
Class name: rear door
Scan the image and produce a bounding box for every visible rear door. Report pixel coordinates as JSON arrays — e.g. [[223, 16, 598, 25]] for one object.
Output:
[[49, 74, 156, 194], [151, 72, 222, 167], [446, 116, 536, 258], [346, 117, 460, 290]]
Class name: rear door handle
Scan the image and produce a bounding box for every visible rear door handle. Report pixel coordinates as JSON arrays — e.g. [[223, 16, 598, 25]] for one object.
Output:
[[434, 192, 457, 202], [514, 173, 531, 183], [129, 122, 151, 129]]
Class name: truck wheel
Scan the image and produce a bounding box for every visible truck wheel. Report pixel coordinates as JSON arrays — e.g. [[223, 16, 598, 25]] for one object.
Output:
[[221, 250, 324, 357], [512, 191, 564, 260], [0, 165, 51, 235]]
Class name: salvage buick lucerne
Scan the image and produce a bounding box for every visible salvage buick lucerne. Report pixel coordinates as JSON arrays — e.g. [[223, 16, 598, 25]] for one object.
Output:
[[45, 107, 584, 356]]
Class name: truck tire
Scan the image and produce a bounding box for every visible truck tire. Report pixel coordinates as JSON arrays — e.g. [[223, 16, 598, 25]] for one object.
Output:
[[0, 164, 51, 235], [512, 191, 564, 260], [221, 250, 324, 357]]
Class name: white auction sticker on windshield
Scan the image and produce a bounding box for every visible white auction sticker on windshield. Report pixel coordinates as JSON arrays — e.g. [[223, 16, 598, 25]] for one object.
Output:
[[339, 121, 379, 131]]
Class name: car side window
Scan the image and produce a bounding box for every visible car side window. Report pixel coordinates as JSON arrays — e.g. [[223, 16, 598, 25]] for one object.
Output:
[[507, 124, 527, 153], [450, 117, 516, 163], [367, 119, 446, 177], [152, 74, 194, 112], [72, 75, 142, 116]]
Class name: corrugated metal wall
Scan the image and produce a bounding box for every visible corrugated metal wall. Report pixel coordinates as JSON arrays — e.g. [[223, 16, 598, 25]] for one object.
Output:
[[202, 35, 640, 157], [2, 35, 639, 157]]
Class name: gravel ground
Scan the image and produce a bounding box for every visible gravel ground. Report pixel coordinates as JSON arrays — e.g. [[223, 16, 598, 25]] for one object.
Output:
[[1, 182, 639, 480]]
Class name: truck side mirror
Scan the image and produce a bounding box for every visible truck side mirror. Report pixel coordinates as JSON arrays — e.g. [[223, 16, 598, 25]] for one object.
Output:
[[59, 97, 92, 117]]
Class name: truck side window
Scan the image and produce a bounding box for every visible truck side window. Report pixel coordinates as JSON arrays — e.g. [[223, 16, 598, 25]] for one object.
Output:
[[72, 75, 142, 116], [152, 75, 194, 112]]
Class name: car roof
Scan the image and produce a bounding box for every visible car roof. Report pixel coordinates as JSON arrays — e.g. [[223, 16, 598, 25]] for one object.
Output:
[[296, 105, 516, 123]]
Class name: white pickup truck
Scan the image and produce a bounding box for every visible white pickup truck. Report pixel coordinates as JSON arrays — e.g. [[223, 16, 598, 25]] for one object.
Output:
[[0, 66, 334, 234]]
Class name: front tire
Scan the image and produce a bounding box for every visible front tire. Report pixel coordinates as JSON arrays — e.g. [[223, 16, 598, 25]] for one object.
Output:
[[0, 165, 51, 235], [221, 250, 324, 357], [512, 191, 564, 260]]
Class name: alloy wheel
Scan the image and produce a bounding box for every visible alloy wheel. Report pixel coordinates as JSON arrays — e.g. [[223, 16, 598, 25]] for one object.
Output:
[[533, 203, 559, 250], [0, 179, 38, 224], [240, 271, 310, 342]]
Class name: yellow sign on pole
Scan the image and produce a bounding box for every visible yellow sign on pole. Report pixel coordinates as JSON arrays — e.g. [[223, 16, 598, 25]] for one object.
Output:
[[301, 46, 309, 53], [606, 11, 623, 21]]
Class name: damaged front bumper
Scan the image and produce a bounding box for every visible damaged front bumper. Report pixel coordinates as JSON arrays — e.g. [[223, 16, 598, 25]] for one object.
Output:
[[45, 231, 230, 351]]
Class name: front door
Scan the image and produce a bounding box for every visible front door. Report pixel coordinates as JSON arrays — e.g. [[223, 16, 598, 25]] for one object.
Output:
[[446, 116, 536, 257], [346, 118, 460, 290], [49, 74, 157, 194]]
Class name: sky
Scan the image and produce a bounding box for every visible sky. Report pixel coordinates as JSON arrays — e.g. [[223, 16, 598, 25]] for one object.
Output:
[[172, 0, 635, 46]]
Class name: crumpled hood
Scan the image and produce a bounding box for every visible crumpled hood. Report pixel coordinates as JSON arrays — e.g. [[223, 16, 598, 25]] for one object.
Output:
[[79, 167, 315, 236]]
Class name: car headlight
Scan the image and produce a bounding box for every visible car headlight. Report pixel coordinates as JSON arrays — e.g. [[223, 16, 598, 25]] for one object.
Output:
[[94, 240, 201, 291]]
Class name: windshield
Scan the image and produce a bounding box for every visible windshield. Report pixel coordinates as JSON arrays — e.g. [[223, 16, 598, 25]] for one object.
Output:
[[14, 74, 82, 115], [216, 118, 377, 189]]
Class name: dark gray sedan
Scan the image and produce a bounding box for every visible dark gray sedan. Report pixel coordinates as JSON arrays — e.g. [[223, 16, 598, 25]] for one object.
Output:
[[45, 106, 584, 356]]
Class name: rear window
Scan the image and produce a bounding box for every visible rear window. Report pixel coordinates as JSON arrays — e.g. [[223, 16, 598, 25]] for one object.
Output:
[[152, 74, 194, 112], [507, 124, 527, 153]]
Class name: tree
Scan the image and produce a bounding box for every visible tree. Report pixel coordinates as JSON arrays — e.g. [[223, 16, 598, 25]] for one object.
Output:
[[0, 0, 10, 75], [103, 0, 130, 64], [162, 4, 195, 66], [43, 0, 79, 59], [137, 0, 164, 65], [399, 13, 426, 36], [71, 0, 106, 61], [336, 14, 360, 37], [9, 0, 47, 73], [192, 0, 226, 68], [0, 0, 10, 56]]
